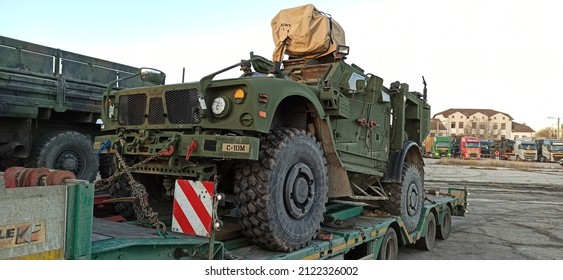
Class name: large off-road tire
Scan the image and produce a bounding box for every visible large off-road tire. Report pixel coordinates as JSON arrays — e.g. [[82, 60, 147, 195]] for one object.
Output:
[[108, 175, 136, 221], [27, 131, 98, 182], [233, 128, 328, 252], [381, 162, 424, 233], [98, 153, 117, 179], [108, 174, 172, 222]]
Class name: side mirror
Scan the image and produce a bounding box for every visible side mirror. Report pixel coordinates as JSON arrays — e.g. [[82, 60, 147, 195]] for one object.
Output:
[[140, 68, 166, 85]]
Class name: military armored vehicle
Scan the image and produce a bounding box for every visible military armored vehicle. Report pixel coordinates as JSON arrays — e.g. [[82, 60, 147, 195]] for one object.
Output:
[[95, 4, 431, 252]]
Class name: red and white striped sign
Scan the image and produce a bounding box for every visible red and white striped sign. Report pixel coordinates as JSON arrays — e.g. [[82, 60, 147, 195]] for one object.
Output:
[[171, 179, 214, 237]]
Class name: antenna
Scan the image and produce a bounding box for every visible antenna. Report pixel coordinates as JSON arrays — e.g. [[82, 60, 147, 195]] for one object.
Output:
[[422, 76, 427, 101]]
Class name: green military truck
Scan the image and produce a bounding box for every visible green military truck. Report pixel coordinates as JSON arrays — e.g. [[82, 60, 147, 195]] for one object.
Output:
[[95, 4, 431, 253], [0, 35, 147, 181]]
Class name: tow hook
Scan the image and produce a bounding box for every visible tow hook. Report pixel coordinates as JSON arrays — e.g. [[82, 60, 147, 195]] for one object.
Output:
[[159, 145, 175, 156], [185, 139, 198, 161]]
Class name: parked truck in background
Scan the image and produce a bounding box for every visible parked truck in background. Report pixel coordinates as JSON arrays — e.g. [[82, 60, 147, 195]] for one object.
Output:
[[94, 4, 431, 253], [510, 138, 537, 161], [458, 136, 481, 160], [480, 139, 493, 158], [424, 135, 451, 158], [490, 139, 515, 160], [537, 139, 563, 162], [0, 35, 147, 181]]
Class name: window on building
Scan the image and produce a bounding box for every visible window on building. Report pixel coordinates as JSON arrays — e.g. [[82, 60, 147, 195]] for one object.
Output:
[[472, 122, 477, 129], [501, 123, 506, 130], [503, 117, 505, 120], [479, 123, 485, 129], [451, 122, 456, 128], [494, 117, 497, 120], [459, 122, 464, 128], [493, 123, 498, 130]]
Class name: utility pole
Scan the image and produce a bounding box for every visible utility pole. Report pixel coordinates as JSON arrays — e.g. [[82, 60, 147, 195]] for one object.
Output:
[[548, 117, 560, 139], [558, 117, 561, 140]]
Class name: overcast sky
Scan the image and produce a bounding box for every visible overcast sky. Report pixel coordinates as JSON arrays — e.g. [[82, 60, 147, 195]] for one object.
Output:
[[2, 0, 562, 131]]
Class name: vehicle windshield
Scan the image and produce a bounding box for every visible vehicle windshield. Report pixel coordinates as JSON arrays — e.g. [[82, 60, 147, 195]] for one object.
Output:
[[465, 142, 480, 148], [436, 142, 450, 148], [550, 145, 563, 152], [521, 144, 537, 150]]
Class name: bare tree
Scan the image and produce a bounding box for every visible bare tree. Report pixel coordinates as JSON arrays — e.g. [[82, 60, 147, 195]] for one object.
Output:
[[535, 127, 558, 138], [464, 118, 494, 139]]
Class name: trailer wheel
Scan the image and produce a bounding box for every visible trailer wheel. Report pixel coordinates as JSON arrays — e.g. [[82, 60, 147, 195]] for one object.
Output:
[[436, 206, 452, 240], [27, 131, 98, 182], [377, 227, 398, 260], [416, 212, 436, 251], [381, 162, 424, 233], [234, 128, 328, 252]]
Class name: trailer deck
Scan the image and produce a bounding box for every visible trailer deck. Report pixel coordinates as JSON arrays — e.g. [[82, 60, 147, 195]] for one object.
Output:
[[1, 174, 466, 260]]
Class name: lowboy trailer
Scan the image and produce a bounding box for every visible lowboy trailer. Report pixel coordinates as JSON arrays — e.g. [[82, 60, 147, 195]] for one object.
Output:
[[1, 170, 466, 260]]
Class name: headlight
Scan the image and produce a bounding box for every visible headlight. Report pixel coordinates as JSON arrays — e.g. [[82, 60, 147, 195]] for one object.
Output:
[[211, 97, 231, 118]]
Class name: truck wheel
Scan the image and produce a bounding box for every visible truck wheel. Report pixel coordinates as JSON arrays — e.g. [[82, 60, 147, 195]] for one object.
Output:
[[27, 131, 98, 182], [377, 227, 398, 260], [381, 162, 424, 233], [108, 174, 172, 222], [233, 128, 328, 252], [416, 212, 436, 251], [108, 175, 137, 220], [436, 206, 452, 240], [98, 153, 117, 179]]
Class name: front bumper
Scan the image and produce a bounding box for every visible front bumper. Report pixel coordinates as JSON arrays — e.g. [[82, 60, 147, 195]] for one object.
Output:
[[94, 132, 260, 161]]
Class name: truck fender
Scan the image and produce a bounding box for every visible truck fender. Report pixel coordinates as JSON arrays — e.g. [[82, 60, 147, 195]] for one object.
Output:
[[382, 141, 424, 184]]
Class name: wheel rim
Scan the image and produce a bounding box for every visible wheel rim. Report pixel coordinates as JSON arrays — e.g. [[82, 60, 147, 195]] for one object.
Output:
[[407, 181, 420, 216], [54, 149, 84, 177], [284, 162, 315, 219]]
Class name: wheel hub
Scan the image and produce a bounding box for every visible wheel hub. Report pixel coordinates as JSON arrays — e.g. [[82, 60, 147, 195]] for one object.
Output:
[[284, 163, 315, 219], [55, 150, 82, 175], [407, 182, 419, 216]]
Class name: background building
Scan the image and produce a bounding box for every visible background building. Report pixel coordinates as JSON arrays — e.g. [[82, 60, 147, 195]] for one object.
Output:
[[512, 122, 535, 139], [432, 109, 533, 140]]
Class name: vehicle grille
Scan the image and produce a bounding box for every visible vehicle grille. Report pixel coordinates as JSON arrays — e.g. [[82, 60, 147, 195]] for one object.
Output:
[[165, 89, 201, 124], [119, 93, 146, 126], [148, 97, 165, 125]]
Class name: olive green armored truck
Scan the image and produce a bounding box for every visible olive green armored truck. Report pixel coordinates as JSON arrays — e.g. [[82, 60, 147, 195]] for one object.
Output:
[[95, 4, 431, 252]]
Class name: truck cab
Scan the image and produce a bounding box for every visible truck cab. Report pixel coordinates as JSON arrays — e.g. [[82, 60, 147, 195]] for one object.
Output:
[[511, 139, 537, 161], [538, 139, 563, 162], [459, 136, 481, 160]]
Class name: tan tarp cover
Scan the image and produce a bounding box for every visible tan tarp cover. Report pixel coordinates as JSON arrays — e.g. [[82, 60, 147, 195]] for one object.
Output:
[[271, 4, 345, 62]]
